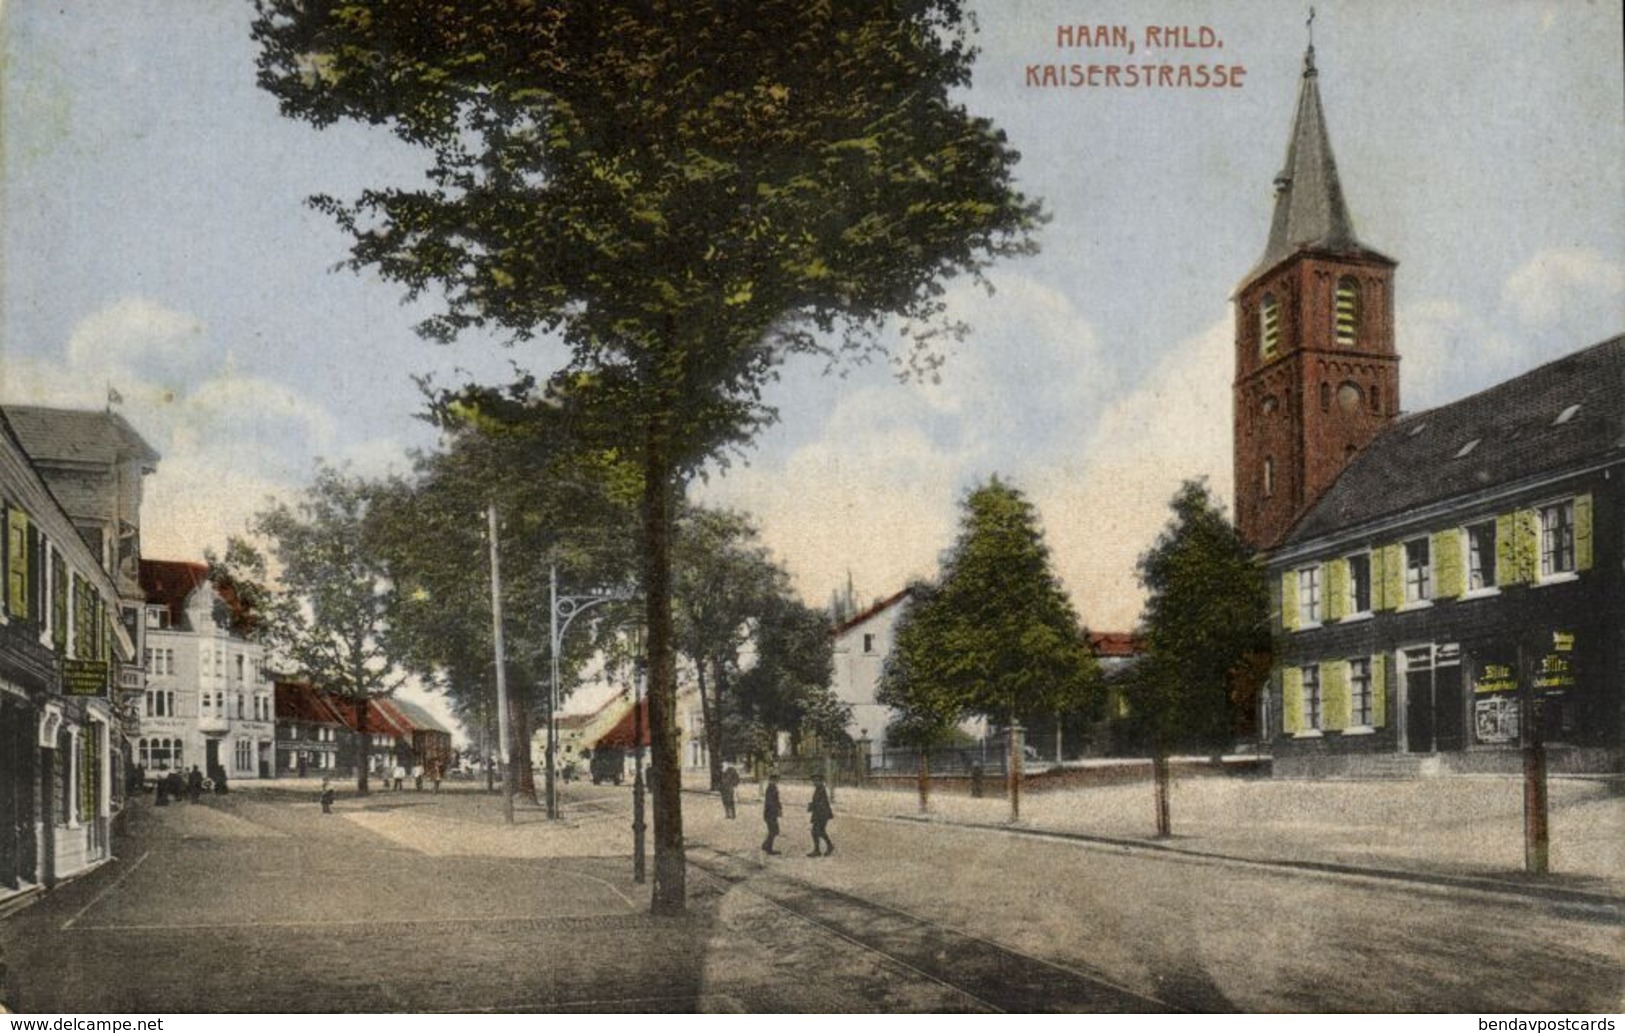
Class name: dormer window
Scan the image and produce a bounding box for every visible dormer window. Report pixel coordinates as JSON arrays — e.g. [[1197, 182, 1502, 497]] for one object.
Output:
[[1260, 294, 1281, 357], [1335, 276, 1360, 346]]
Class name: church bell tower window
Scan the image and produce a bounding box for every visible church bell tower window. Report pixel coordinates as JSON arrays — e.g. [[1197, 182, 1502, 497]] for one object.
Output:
[[1260, 294, 1281, 357], [1335, 276, 1360, 346]]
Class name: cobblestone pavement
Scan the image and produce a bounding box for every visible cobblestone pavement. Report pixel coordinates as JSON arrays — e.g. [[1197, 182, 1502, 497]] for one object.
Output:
[[0, 786, 980, 1013], [2, 778, 1620, 1013]]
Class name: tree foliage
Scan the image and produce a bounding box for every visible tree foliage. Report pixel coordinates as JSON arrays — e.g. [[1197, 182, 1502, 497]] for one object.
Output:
[[1128, 479, 1271, 755], [879, 477, 1099, 739], [216, 465, 409, 793], [729, 592, 844, 760], [252, 0, 1041, 913], [367, 411, 642, 794]]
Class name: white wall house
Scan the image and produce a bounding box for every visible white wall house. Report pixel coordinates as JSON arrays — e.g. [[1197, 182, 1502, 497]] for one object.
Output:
[[137, 560, 275, 782], [829, 589, 911, 757]]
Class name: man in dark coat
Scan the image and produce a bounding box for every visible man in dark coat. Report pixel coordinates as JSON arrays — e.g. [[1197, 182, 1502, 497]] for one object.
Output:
[[761, 773, 782, 855], [719, 764, 739, 819], [186, 766, 204, 804], [807, 773, 834, 857]]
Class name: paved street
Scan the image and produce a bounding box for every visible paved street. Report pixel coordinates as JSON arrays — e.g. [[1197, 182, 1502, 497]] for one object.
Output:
[[1, 779, 1620, 1013]]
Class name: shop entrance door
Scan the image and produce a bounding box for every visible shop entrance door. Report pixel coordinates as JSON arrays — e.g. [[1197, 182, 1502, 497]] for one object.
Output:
[[1434, 662, 1466, 752], [1402, 647, 1435, 753]]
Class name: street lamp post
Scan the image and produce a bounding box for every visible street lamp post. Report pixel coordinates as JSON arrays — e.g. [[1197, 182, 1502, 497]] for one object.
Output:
[[548, 564, 635, 820], [632, 654, 647, 883]]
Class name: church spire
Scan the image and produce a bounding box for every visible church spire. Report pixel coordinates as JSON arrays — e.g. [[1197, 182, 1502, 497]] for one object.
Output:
[[1256, 38, 1365, 273]]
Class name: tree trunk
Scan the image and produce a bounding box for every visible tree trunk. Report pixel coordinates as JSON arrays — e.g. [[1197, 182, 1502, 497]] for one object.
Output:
[[705, 657, 728, 790], [1153, 750, 1171, 838], [916, 750, 930, 814], [694, 657, 719, 790], [354, 699, 370, 795], [510, 692, 537, 803], [642, 406, 686, 914]]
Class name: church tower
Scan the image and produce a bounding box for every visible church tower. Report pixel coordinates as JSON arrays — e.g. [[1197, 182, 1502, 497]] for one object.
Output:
[[1233, 45, 1399, 550]]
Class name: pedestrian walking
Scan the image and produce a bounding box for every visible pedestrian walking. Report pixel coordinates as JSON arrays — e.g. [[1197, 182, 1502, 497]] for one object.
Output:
[[719, 764, 739, 819], [761, 772, 782, 855], [392, 763, 405, 791], [319, 778, 335, 814], [186, 765, 204, 804], [413, 763, 424, 792], [430, 762, 442, 794], [807, 772, 834, 857]]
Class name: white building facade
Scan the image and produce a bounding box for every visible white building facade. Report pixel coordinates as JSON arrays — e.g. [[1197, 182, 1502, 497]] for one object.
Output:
[[137, 560, 275, 782]]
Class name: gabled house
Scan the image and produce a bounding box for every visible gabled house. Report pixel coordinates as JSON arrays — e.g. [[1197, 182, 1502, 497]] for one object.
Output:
[[274, 680, 348, 776], [2, 410, 140, 898], [138, 559, 275, 782], [829, 589, 911, 757]]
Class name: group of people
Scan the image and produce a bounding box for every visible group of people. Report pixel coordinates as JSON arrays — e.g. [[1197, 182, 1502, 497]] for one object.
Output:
[[757, 770, 835, 858], [150, 765, 225, 805], [376, 761, 444, 793]]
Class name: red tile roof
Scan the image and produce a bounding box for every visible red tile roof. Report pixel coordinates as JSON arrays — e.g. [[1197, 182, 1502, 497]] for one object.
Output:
[[831, 588, 911, 638], [593, 698, 651, 749], [274, 681, 348, 726], [1088, 632, 1143, 658], [140, 559, 210, 625]]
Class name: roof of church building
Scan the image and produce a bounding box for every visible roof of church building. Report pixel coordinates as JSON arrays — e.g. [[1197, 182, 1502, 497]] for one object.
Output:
[[1249, 46, 1391, 281], [2, 405, 160, 468], [1284, 336, 1625, 546]]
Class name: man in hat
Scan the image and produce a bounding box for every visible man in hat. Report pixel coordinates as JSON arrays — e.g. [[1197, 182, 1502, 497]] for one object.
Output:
[[807, 772, 834, 857], [761, 772, 782, 855]]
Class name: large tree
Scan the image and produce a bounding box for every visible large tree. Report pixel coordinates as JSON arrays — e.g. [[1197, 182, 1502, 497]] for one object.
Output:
[[368, 408, 642, 803], [880, 477, 1100, 735], [253, 1, 1041, 912], [729, 592, 845, 764], [671, 506, 782, 789], [1129, 479, 1271, 836], [217, 465, 410, 795]]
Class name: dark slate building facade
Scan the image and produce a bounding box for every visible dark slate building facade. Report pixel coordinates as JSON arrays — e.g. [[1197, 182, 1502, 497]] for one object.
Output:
[[1265, 341, 1623, 775], [1234, 46, 1623, 775]]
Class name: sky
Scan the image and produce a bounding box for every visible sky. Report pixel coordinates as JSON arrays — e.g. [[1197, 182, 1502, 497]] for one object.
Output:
[[2, 1, 1622, 727]]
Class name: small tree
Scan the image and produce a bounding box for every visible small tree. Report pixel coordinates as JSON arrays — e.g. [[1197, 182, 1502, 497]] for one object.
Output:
[[1131, 479, 1271, 836], [219, 465, 410, 795], [879, 478, 1100, 814]]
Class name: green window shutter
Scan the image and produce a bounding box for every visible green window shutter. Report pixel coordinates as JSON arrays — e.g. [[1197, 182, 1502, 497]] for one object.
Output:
[[1575, 493, 1593, 571], [1322, 662, 1349, 732], [1517, 509, 1540, 582], [27, 526, 43, 623], [7, 508, 29, 620], [1371, 653, 1387, 728], [1495, 512, 1519, 585], [1379, 543, 1404, 611], [1325, 559, 1348, 621], [52, 553, 68, 651], [1282, 667, 1303, 734], [1281, 570, 1299, 631], [1433, 529, 1463, 600]]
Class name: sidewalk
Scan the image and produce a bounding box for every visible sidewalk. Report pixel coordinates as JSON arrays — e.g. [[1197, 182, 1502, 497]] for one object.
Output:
[[720, 773, 1625, 901]]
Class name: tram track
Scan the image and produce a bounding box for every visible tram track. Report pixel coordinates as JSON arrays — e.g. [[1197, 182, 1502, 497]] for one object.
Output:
[[686, 843, 1179, 1013]]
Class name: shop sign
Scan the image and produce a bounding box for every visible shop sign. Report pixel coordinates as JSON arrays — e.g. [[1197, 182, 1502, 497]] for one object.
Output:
[[1475, 662, 1516, 695], [1552, 630, 1574, 652], [1474, 695, 1520, 744], [62, 658, 109, 697], [1535, 652, 1574, 691]]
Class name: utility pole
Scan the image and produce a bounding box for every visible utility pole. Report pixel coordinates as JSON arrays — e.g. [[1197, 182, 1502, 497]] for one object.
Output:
[[1521, 639, 1549, 874], [487, 504, 514, 826]]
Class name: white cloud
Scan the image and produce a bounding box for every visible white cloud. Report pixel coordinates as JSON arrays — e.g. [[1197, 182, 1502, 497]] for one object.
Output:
[[3, 297, 410, 563], [1037, 318, 1234, 632], [1501, 248, 1625, 329]]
